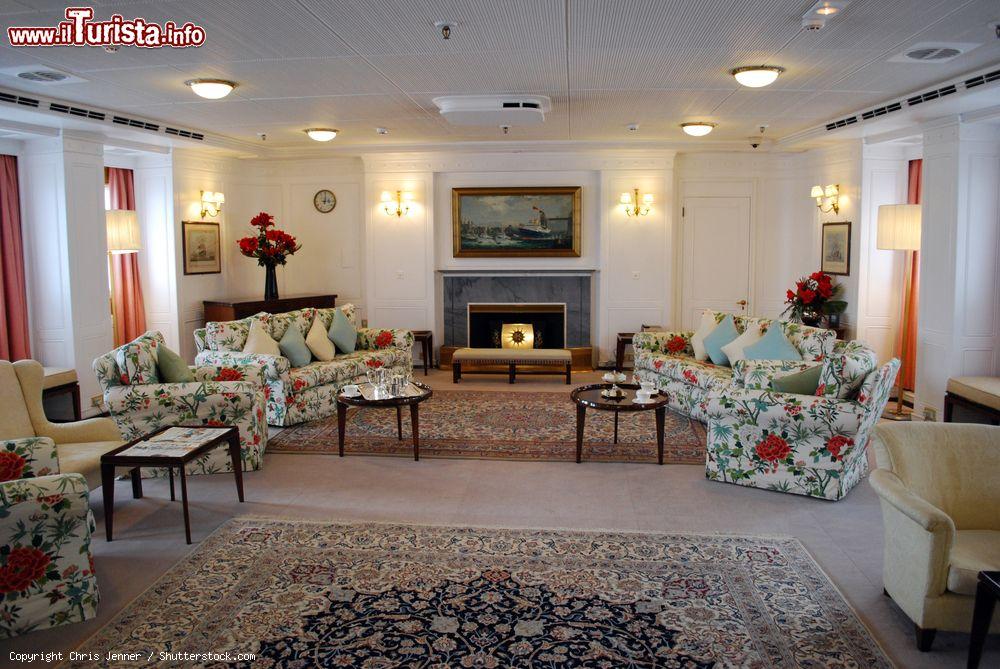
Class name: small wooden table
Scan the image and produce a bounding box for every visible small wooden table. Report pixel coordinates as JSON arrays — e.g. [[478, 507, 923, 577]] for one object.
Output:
[[411, 330, 434, 376], [571, 383, 669, 464], [615, 333, 635, 372], [100, 426, 244, 544], [969, 570, 999, 669], [336, 382, 433, 460]]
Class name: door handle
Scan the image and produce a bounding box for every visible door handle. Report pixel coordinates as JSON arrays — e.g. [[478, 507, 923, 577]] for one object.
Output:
[[736, 300, 747, 307]]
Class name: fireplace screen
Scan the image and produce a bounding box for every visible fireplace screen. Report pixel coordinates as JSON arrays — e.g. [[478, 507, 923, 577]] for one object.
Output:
[[468, 304, 565, 349]]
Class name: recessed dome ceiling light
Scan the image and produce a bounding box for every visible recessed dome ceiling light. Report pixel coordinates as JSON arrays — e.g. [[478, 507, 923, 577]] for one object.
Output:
[[304, 128, 338, 142], [184, 78, 237, 99], [731, 66, 784, 88], [681, 122, 716, 137]]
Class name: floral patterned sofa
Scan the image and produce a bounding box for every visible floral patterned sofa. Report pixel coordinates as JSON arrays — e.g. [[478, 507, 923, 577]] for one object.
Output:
[[93, 331, 268, 476], [193, 304, 413, 426], [633, 312, 900, 501]]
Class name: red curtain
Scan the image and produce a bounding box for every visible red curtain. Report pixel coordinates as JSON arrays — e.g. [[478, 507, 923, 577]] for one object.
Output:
[[0, 155, 30, 360], [107, 167, 146, 345], [899, 159, 922, 390]]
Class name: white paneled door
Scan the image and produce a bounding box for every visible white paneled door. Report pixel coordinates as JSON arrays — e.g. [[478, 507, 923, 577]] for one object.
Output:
[[681, 196, 752, 329]]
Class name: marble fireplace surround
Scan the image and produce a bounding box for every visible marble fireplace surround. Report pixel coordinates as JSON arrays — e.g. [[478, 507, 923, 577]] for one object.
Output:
[[440, 271, 592, 348]]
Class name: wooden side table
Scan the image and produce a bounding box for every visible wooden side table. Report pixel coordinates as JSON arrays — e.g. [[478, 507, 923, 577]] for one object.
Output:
[[42, 367, 81, 421], [411, 330, 434, 376], [968, 571, 999, 669], [615, 333, 635, 372], [100, 426, 245, 544]]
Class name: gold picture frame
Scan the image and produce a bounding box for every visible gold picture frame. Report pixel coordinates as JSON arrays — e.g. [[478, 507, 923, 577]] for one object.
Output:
[[452, 186, 582, 258], [182, 221, 222, 275]]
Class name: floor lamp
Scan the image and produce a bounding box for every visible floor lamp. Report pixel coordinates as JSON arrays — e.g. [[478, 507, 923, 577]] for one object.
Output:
[[106, 209, 142, 346], [876, 203, 921, 420]]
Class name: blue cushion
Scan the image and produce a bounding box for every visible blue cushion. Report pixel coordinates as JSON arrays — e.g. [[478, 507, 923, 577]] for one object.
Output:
[[744, 325, 803, 362], [328, 307, 357, 354], [279, 325, 313, 368], [703, 314, 739, 366]]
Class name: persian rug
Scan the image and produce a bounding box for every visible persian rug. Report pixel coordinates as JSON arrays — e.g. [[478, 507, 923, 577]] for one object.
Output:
[[69, 519, 892, 668], [269, 390, 706, 464]]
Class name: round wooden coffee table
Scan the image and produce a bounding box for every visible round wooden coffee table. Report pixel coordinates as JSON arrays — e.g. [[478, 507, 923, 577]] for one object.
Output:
[[570, 383, 670, 464], [336, 381, 432, 460]]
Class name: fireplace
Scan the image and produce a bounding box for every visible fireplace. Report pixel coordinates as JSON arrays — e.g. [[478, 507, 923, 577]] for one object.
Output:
[[468, 303, 566, 349]]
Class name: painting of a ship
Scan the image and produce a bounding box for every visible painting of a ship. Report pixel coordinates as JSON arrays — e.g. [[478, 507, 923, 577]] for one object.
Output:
[[453, 186, 581, 258]]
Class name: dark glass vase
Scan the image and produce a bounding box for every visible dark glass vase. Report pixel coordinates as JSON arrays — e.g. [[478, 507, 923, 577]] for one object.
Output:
[[801, 310, 822, 327], [263, 264, 278, 301]]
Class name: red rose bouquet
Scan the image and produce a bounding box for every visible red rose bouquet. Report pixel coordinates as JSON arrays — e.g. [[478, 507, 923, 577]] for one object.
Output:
[[237, 212, 301, 300], [781, 271, 846, 325]]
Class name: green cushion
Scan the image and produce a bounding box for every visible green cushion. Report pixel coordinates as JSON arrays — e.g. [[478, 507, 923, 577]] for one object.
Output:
[[279, 325, 312, 368], [328, 307, 357, 354], [703, 314, 739, 366], [771, 364, 822, 395], [156, 344, 194, 383], [744, 325, 802, 361]]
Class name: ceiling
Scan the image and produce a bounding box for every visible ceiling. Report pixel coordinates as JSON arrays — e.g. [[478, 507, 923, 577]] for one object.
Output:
[[0, 0, 997, 150]]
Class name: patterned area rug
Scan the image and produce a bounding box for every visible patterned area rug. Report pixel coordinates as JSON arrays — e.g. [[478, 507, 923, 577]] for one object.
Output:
[[269, 390, 706, 464], [70, 519, 891, 668]]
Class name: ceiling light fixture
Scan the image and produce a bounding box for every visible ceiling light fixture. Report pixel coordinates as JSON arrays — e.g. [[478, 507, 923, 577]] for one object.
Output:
[[681, 122, 716, 137], [304, 128, 339, 142], [184, 78, 237, 99], [731, 66, 784, 88]]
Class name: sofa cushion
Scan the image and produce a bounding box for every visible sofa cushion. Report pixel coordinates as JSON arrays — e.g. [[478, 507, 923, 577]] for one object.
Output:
[[771, 365, 823, 395], [243, 319, 280, 357], [315, 303, 360, 330], [704, 314, 739, 366], [947, 530, 1000, 596], [157, 344, 194, 383], [268, 308, 315, 341], [328, 307, 357, 354], [288, 349, 402, 394], [642, 353, 733, 392], [205, 314, 260, 351], [57, 440, 123, 490], [732, 359, 822, 390], [720, 324, 764, 364], [744, 325, 802, 361], [691, 310, 721, 362], [279, 325, 313, 368], [114, 337, 160, 385], [818, 340, 878, 399], [305, 317, 336, 361]]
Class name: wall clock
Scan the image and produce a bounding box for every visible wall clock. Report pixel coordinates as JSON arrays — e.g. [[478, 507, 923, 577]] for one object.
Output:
[[313, 189, 336, 213]]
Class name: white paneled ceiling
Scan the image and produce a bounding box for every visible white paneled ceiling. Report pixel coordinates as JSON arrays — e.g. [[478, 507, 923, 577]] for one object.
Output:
[[0, 0, 997, 148]]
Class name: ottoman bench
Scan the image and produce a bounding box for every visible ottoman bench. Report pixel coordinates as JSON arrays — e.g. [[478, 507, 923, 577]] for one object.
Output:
[[452, 348, 572, 384]]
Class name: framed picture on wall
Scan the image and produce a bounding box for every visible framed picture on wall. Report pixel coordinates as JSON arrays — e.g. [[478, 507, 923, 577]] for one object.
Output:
[[452, 186, 582, 258], [821, 221, 851, 276], [182, 221, 222, 275]]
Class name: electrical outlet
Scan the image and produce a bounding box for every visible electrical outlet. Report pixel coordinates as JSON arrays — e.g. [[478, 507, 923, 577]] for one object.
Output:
[[90, 395, 103, 408], [922, 407, 937, 422]]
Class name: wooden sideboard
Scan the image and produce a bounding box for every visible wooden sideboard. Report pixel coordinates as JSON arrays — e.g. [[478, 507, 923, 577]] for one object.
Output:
[[203, 294, 337, 322]]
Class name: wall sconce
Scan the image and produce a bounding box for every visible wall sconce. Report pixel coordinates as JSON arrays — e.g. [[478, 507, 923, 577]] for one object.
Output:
[[810, 184, 839, 214], [381, 190, 412, 217], [620, 188, 653, 217], [201, 190, 225, 218]]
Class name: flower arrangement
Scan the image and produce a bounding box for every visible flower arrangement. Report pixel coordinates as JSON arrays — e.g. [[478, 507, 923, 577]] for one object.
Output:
[[781, 271, 847, 326], [236, 212, 301, 300]]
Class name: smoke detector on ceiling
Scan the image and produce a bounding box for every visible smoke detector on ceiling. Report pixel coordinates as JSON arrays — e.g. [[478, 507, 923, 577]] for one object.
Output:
[[889, 42, 980, 63], [432, 95, 551, 126], [0, 66, 86, 84]]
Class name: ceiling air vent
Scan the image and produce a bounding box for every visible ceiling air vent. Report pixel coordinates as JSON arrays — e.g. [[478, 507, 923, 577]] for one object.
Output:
[[0, 66, 86, 85], [49, 102, 105, 121], [18, 70, 68, 83], [0, 91, 40, 108], [825, 115, 858, 131], [433, 95, 551, 126], [164, 127, 205, 141], [907, 83, 957, 107], [860, 101, 903, 120], [965, 68, 1000, 90], [889, 42, 979, 64], [112, 115, 159, 131]]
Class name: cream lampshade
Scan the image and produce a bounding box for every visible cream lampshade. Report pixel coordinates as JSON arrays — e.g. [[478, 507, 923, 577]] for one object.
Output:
[[105, 210, 141, 253], [877, 204, 921, 251]]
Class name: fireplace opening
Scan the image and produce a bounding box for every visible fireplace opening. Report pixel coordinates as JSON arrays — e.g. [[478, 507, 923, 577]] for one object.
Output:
[[468, 303, 566, 349]]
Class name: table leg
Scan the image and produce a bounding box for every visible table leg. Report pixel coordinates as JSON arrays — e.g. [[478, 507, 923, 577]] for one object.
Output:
[[613, 411, 619, 445], [565, 362, 571, 385], [968, 580, 996, 669], [130, 467, 143, 499], [169, 466, 175, 501], [70, 383, 82, 421], [337, 399, 347, 457], [179, 466, 191, 544], [576, 404, 586, 463], [655, 406, 665, 465], [616, 338, 626, 372], [508, 363, 516, 384], [453, 362, 461, 383], [396, 405, 403, 441], [101, 462, 115, 542], [410, 403, 420, 461], [423, 337, 430, 376], [228, 431, 245, 503]]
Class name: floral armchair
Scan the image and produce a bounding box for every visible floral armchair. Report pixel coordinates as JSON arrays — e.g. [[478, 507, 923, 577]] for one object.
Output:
[[704, 358, 900, 500], [93, 332, 268, 476], [1, 437, 99, 638], [193, 304, 413, 426]]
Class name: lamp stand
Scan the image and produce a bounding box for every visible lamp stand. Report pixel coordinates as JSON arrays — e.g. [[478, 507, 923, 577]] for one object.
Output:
[[883, 249, 914, 420], [108, 252, 120, 347]]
